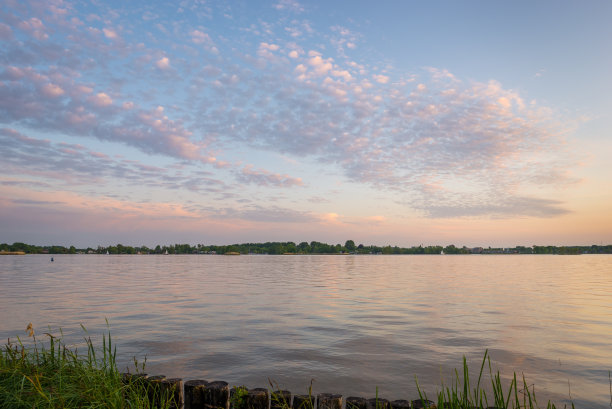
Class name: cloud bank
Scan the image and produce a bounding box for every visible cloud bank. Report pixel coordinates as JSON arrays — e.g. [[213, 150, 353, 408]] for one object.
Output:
[[0, 0, 580, 230]]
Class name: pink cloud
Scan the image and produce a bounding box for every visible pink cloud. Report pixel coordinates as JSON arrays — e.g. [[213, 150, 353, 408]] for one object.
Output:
[[156, 57, 170, 70], [41, 83, 65, 97], [332, 69, 352, 82], [65, 106, 96, 126], [191, 29, 210, 44], [308, 54, 333, 76], [373, 74, 389, 84], [18, 17, 48, 40], [89, 92, 112, 107], [257, 42, 281, 60], [190, 29, 218, 53], [102, 27, 118, 40]]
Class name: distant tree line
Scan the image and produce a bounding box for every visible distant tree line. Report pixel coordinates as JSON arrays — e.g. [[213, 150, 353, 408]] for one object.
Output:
[[2, 241, 612, 255]]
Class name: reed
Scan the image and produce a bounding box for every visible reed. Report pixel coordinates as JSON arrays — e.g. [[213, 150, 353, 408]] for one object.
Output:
[[415, 350, 575, 409], [0, 323, 176, 409]]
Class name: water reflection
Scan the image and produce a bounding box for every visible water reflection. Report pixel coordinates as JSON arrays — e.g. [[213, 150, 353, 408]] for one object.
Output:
[[1, 254, 611, 407]]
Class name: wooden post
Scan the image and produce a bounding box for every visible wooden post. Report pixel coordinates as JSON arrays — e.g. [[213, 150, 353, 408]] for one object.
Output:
[[205, 381, 230, 409], [346, 396, 367, 409], [146, 375, 166, 408], [411, 399, 435, 409], [366, 398, 389, 409], [122, 373, 148, 385], [293, 394, 315, 409], [121, 373, 148, 403], [161, 378, 183, 409], [247, 388, 269, 409], [389, 400, 411, 409], [184, 380, 209, 409], [271, 390, 292, 409], [317, 393, 342, 409]]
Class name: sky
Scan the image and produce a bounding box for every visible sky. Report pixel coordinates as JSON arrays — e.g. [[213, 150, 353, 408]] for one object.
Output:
[[1, 0, 611, 248]]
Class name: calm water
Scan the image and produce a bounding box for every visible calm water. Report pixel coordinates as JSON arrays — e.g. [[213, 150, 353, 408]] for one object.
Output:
[[1, 254, 611, 407]]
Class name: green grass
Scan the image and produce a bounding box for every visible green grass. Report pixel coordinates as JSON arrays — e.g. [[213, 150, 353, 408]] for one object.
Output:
[[230, 385, 249, 409], [415, 350, 576, 409], [0, 323, 177, 409]]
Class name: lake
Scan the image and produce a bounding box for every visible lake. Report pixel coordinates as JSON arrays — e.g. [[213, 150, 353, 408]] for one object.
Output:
[[0, 254, 610, 407]]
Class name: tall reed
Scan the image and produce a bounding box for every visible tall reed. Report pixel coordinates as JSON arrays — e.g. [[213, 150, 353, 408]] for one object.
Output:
[[416, 350, 575, 409]]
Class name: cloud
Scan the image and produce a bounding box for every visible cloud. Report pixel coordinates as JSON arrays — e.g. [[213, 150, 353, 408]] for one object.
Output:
[[190, 29, 218, 53], [18, 17, 48, 40], [308, 53, 333, 76], [0, 128, 228, 196], [257, 42, 281, 60], [0, 1, 580, 222], [190, 29, 210, 44], [274, 0, 304, 13], [308, 196, 330, 204], [330, 25, 360, 55], [236, 165, 303, 188], [214, 205, 317, 224], [0, 187, 250, 245], [156, 57, 170, 70], [102, 28, 118, 39], [199, 59, 576, 218], [12, 199, 64, 206], [373, 74, 389, 84], [89, 92, 112, 107], [332, 69, 352, 82], [0, 64, 217, 163], [417, 196, 571, 219], [41, 83, 65, 97]]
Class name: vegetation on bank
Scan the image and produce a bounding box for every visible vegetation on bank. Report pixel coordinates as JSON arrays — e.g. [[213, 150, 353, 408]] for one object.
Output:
[[0, 324, 177, 409], [2, 241, 612, 255], [415, 350, 581, 409], [3, 325, 605, 409]]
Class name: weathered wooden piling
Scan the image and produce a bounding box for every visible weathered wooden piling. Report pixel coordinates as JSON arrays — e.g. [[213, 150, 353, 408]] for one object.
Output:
[[366, 397, 389, 409], [121, 372, 473, 409], [293, 394, 315, 409], [205, 381, 230, 409], [346, 396, 367, 409], [121, 373, 148, 385], [411, 398, 435, 409], [247, 388, 269, 409], [121, 373, 148, 402], [145, 375, 166, 408], [271, 389, 292, 409], [184, 380, 209, 409], [204, 381, 230, 409], [161, 378, 183, 409], [389, 399, 411, 409], [317, 393, 342, 409]]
